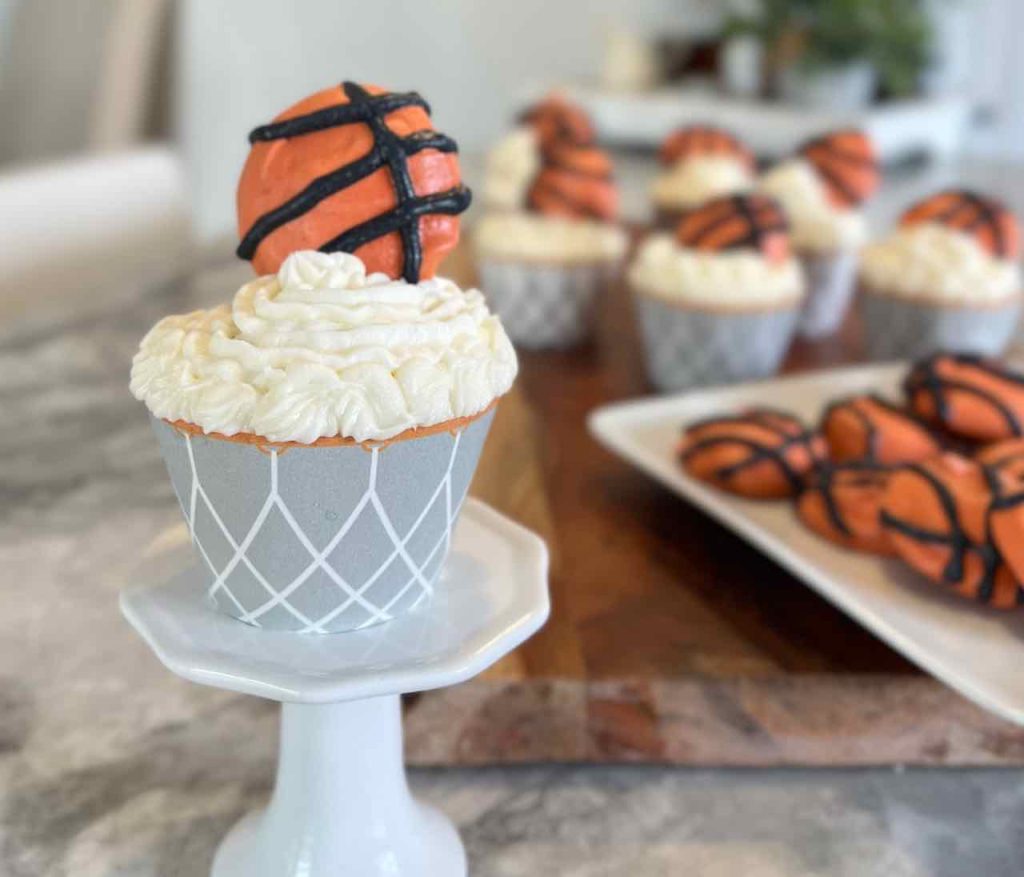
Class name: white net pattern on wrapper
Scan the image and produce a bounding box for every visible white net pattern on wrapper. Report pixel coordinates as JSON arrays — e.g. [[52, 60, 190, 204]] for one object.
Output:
[[174, 429, 464, 634]]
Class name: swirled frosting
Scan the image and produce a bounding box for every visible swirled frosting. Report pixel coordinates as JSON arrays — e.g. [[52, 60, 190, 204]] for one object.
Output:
[[474, 211, 628, 264], [759, 158, 867, 251], [650, 155, 754, 210], [629, 233, 804, 308], [860, 223, 1022, 303], [481, 127, 540, 212], [130, 250, 518, 443]]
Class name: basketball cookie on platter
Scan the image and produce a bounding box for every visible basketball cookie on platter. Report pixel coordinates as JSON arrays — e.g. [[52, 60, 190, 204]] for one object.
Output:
[[820, 394, 940, 465], [977, 438, 1024, 484], [904, 353, 1024, 443], [880, 454, 1023, 609], [651, 126, 755, 222], [797, 462, 895, 555], [680, 408, 825, 499], [236, 81, 470, 281], [859, 193, 1023, 360]]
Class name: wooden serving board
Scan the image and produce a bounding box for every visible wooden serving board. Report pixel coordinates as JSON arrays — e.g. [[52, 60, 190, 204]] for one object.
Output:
[[401, 242, 1024, 767]]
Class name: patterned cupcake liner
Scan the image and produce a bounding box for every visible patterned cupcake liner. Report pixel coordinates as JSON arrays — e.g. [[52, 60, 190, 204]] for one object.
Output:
[[634, 290, 800, 392], [478, 258, 615, 350], [797, 249, 858, 339], [151, 411, 495, 634], [860, 288, 1023, 361]]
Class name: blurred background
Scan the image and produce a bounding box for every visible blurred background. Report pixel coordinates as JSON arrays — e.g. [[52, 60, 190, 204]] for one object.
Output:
[[2, 0, 1023, 318]]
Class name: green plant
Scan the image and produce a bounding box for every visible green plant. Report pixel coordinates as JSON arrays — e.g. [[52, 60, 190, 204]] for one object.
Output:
[[722, 0, 933, 98]]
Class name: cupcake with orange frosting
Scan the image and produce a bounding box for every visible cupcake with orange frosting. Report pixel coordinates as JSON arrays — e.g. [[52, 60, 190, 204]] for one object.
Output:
[[760, 130, 879, 338], [628, 193, 804, 390], [131, 82, 517, 633], [650, 125, 756, 228], [860, 189, 1023, 361], [475, 95, 627, 348]]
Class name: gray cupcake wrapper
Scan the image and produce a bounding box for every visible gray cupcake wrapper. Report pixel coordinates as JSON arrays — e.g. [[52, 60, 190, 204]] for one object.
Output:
[[634, 291, 799, 392], [479, 259, 615, 349], [152, 411, 494, 634], [860, 290, 1022, 361], [797, 250, 858, 338]]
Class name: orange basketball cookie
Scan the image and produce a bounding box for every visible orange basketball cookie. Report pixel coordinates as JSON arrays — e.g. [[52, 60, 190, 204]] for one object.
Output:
[[680, 408, 825, 499], [526, 141, 618, 222], [820, 394, 940, 465], [904, 353, 1024, 442], [797, 463, 896, 555], [236, 81, 470, 281], [901, 189, 1020, 260], [880, 454, 1022, 608], [799, 129, 879, 208], [977, 438, 1024, 484], [658, 125, 755, 169], [518, 94, 595, 149], [676, 194, 790, 264]]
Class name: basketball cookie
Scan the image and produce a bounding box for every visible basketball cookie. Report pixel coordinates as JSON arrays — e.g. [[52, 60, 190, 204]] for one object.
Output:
[[526, 141, 618, 221], [676, 194, 790, 264], [799, 129, 879, 209], [977, 438, 1024, 484], [680, 408, 825, 499], [797, 462, 895, 555], [659, 125, 755, 169], [236, 82, 470, 281], [820, 394, 940, 465], [901, 189, 1019, 260], [518, 94, 595, 149], [904, 353, 1024, 442], [880, 454, 1022, 608]]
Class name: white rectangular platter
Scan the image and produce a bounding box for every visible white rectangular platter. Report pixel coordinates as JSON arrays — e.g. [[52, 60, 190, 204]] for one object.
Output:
[[589, 362, 1024, 727]]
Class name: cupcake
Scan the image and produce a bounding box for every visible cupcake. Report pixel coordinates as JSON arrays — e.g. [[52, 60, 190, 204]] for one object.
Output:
[[475, 96, 627, 349], [760, 130, 879, 338], [629, 193, 805, 391], [130, 82, 517, 634], [649, 125, 756, 229], [860, 190, 1023, 361]]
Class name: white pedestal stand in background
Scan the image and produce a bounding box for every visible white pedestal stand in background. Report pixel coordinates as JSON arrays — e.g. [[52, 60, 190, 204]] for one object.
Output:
[[121, 500, 549, 877]]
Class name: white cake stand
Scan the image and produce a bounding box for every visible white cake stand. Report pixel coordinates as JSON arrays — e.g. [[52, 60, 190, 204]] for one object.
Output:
[[121, 499, 549, 877]]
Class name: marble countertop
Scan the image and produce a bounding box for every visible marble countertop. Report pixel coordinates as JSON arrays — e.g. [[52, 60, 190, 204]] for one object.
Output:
[[2, 249, 1024, 876]]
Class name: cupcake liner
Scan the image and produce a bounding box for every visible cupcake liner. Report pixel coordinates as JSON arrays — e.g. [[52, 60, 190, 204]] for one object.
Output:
[[860, 288, 1023, 361], [478, 258, 614, 349], [797, 249, 858, 338], [634, 291, 800, 391], [151, 410, 495, 634]]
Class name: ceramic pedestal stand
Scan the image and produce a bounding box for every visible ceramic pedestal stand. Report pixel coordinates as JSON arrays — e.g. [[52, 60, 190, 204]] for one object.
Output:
[[121, 499, 550, 877]]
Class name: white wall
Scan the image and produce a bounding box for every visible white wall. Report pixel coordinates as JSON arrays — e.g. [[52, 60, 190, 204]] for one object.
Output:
[[176, 0, 719, 241]]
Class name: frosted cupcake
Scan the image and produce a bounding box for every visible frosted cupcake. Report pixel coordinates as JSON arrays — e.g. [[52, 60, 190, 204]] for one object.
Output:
[[131, 82, 517, 634], [760, 130, 880, 338], [475, 96, 627, 349], [650, 125, 756, 229], [860, 189, 1023, 360], [629, 193, 805, 391]]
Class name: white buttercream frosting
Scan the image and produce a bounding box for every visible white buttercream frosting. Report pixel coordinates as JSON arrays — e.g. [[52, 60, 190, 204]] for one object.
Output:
[[474, 211, 628, 264], [481, 126, 540, 211], [650, 155, 754, 210], [759, 158, 867, 252], [130, 250, 518, 443], [860, 222, 1022, 303], [628, 233, 804, 308]]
